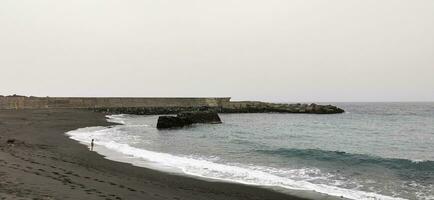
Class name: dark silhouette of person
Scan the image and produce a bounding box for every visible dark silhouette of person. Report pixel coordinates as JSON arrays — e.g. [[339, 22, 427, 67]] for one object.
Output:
[[91, 139, 94, 151]]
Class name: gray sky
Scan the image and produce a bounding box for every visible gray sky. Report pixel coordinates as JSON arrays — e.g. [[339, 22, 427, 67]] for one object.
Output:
[[1, 0, 433, 102]]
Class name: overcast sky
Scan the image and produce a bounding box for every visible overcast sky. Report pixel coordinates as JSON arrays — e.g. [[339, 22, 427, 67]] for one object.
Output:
[[1, 0, 433, 102]]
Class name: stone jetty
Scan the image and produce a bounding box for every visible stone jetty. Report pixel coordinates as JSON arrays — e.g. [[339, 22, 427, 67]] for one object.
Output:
[[0, 96, 344, 114]]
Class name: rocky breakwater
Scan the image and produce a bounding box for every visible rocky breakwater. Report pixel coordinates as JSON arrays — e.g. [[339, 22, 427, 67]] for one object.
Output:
[[91, 102, 344, 115], [91, 106, 224, 115], [157, 111, 222, 129], [221, 102, 344, 114]]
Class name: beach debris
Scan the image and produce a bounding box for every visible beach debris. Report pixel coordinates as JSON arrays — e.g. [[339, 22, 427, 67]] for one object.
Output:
[[157, 111, 222, 129], [6, 138, 16, 144], [5, 138, 25, 146]]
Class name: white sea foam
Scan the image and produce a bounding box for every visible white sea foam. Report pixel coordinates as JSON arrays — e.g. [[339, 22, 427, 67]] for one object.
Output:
[[106, 114, 127, 124], [66, 126, 406, 200], [410, 159, 428, 163]]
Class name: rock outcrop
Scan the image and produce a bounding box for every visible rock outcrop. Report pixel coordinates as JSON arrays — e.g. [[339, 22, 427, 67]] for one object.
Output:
[[157, 111, 222, 129]]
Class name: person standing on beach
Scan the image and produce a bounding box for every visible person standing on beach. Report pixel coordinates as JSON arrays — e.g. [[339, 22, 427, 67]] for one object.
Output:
[[91, 139, 94, 151]]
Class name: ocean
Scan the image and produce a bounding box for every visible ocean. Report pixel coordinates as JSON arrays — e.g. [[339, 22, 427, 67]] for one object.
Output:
[[67, 103, 434, 200]]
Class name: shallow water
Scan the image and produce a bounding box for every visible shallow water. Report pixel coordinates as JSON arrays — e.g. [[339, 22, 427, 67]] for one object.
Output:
[[67, 103, 434, 200]]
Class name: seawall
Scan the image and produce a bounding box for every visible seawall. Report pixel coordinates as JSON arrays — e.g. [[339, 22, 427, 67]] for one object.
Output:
[[0, 96, 344, 114], [0, 96, 230, 110]]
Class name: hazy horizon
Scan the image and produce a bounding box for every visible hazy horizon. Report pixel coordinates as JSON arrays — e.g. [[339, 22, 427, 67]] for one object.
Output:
[[1, 0, 433, 102], [2, 94, 434, 103]]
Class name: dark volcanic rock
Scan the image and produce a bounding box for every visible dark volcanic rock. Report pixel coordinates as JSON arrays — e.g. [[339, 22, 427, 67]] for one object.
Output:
[[157, 116, 193, 129], [157, 111, 222, 129], [92, 102, 344, 115], [92, 106, 218, 115], [311, 104, 345, 114], [219, 102, 344, 114], [177, 111, 221, 124]]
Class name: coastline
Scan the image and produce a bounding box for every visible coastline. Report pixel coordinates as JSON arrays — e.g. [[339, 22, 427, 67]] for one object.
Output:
[[0, 109, 338, 200]]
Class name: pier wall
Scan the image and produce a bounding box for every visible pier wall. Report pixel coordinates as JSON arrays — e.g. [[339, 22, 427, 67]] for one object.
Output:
[[0, 97, 231, 110]]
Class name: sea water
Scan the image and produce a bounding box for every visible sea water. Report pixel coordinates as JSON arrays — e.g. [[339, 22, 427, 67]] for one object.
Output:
[[67, 103, 434, 200]]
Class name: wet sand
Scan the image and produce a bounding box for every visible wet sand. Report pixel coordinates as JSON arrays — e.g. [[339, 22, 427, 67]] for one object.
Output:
[[0, 109, 325, 200]]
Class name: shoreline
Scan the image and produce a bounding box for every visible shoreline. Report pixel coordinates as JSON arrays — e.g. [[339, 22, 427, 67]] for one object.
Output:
[[66, 127, 347, 200], [0, 109, 337, 200]]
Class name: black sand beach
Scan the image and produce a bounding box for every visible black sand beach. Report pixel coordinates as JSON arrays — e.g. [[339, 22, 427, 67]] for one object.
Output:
[[0, 109, 314, 200]]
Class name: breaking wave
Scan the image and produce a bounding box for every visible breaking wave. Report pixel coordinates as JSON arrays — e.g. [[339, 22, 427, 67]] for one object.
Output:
[[257, 148, 434, 171], [66, 126, 406, 200]]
